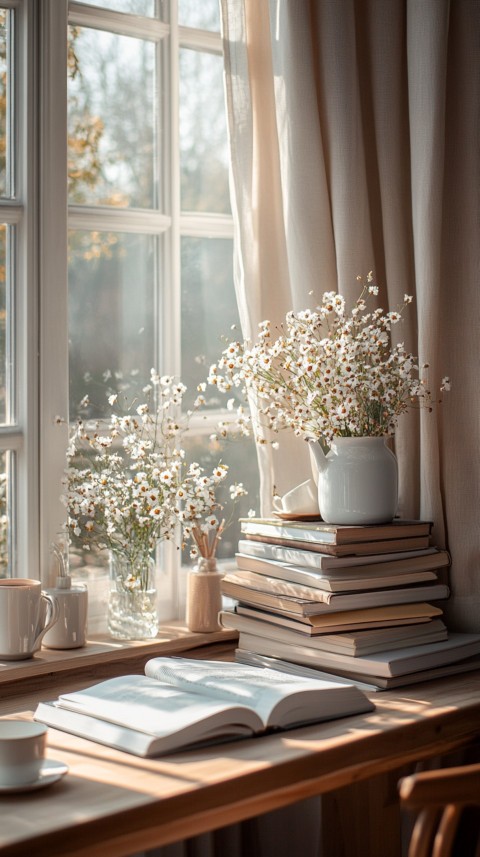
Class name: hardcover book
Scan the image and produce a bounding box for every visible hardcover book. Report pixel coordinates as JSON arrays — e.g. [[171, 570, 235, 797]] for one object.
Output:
[[244, 533, 431, 557], [34, 656, 374, 758], [234, 632, 480, 679], [220, 570, 450, 615], [235, 603, 444, 635], [220, 610, 448, 656], [235, 553, 439, 592], [235, 649, 480, 691], [237, 539, 450, 573], [240, 518, 432, 545]]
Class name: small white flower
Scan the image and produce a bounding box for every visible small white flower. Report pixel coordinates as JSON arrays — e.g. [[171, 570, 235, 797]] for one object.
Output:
[[205, 277, 447, 445], [230, 483, 247, 499], [108, 394, 118, 405]]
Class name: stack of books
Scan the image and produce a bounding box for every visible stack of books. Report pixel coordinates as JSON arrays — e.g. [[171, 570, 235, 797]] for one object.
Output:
[[220, 517, 480, 690]]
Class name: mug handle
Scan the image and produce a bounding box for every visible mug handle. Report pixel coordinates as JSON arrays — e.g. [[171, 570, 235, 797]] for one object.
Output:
[[33, 593, 59, 652]]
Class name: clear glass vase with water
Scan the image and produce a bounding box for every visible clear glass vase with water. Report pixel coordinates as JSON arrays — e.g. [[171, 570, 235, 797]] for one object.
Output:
[[107, 552, 158, 640]]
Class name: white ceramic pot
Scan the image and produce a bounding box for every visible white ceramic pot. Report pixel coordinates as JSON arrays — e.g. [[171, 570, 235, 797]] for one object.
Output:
[[309, 436, 398, 525]]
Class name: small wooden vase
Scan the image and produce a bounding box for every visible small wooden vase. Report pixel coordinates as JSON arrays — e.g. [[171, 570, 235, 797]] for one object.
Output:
[[186, 557, 223, 633]]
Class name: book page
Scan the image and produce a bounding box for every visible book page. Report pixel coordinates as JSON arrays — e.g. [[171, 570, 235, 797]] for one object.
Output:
[[144, 657, 357, 726], [57, 674, 263, 735]]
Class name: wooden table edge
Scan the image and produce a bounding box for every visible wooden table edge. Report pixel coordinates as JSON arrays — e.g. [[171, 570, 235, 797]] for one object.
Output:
[[1, 671, 480, 857]]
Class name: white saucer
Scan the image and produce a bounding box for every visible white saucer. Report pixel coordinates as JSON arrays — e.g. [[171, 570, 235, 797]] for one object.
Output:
[[0, 759, 69, 794]]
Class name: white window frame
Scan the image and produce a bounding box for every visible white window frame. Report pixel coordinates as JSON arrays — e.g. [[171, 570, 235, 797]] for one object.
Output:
[[30, 1, 235, 618], [38, 0, 69, 584], [0, 0, 42, 581]]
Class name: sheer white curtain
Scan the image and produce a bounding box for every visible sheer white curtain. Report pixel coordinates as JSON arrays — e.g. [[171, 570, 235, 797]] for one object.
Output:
[[147, 2, 479, 855], [221, 0, 480, 632]]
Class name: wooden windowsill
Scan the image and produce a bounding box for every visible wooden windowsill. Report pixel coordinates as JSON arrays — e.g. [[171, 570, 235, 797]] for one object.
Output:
[[0, 623, 238, 698]]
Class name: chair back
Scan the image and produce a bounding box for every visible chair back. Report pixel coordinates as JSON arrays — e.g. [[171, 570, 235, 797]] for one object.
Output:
[[399, 762, 480, 857]]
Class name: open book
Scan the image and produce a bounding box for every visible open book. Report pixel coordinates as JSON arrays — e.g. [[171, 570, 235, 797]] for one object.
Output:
[[34, 657, 374, 758]]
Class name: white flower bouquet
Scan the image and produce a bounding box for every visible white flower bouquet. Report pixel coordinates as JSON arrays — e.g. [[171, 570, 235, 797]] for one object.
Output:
[[208, 275, 450, 445], [63, 371, 190, 584], [63, 369, 248, 584], [178, 462, 247, 559]]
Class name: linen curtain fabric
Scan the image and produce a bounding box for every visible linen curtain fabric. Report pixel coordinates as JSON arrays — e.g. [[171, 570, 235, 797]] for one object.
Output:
[[221, 0, 480, 634], [146, 2, 478, 856]]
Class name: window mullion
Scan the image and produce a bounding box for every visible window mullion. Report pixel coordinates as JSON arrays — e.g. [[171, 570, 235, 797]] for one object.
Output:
[[0, 1, 21, 13], [68, 205, 172, 234], [164, 0, 180, 379], [179, 26, 222, 54], [38, 0, 69, 584], [155, 0, 182, 621], [9, 0, 41, 580], [0, 428, 23, 451], [0, 203, 22, 222], [180, 212, 234, 239], [68, 3, 169, 42]]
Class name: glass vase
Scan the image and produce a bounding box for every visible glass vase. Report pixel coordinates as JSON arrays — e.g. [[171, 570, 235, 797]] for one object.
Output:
[[107, 552, 158, 640]]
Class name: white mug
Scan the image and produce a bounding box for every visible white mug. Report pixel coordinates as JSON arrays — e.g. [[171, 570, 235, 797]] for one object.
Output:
[[0, 579, 59, 660], [0, 720, 47, 787]]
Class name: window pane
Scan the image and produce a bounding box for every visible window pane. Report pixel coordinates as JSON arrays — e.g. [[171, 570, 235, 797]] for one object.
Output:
[[0, 223, 11, 425], [178, 0, 220, 31], [68, 27, 158, 208], [74, 1, 160, 18], [68, 230, 157, 420], [180, 48, 230, 213], [182, 435, 259, 561], [0, 450, 11, 578], [0, 10, 11, 198], [181, 237, 238, 409]]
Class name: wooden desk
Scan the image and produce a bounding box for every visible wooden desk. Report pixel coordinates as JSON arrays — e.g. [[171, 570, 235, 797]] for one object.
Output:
[[1, 650, 479, 857]]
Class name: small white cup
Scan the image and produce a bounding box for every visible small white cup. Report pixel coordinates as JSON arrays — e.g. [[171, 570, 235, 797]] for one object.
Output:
[[42, 585, 88, 649], [273, 479, 320, 516], [0, 579, 59, 660], [0, 720, 47, 787]]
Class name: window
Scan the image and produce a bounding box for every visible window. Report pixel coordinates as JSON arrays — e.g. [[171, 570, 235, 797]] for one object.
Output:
[[1, 1, 258, 627], [0, 2, 38, 582], [0, 8, 14, 578]]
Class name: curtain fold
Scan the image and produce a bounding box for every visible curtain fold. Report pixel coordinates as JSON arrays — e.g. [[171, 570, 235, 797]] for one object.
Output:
[[144, 3, 478, 856], [221, 0, 480, 631]]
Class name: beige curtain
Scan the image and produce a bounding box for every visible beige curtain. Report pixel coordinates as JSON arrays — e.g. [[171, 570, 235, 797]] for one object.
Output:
[[221, 0, 480, 633], [147, 4, 478, 856]]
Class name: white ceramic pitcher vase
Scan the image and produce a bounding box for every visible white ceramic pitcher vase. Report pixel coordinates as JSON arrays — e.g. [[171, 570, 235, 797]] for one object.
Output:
[[309, 436, 398, 525]]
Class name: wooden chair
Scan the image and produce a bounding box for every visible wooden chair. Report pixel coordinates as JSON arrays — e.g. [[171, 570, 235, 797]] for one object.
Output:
[[399, 762, 480, 857]]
